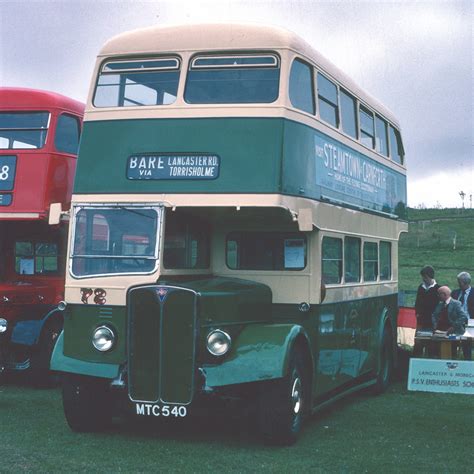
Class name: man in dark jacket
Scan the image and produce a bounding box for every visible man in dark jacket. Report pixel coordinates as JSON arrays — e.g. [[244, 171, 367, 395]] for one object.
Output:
[[415, 266, 440, 329], [452, 272, 473, 360], [413, 266, 440, 357]]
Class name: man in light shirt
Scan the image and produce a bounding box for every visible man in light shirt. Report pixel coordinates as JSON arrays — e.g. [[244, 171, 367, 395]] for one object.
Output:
[[452, 272, 473, 360]]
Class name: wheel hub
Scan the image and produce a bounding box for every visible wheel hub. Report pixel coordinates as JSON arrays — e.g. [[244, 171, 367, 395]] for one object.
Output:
[[291, 377, 302, 415]]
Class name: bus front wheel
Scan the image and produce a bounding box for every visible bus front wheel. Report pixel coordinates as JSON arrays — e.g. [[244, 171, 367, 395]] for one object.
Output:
[[257, 348, 308, 445], [62, 374, 112, 432]]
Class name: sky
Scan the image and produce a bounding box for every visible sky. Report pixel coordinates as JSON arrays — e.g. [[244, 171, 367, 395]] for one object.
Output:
[[1, 0, 472, 208]]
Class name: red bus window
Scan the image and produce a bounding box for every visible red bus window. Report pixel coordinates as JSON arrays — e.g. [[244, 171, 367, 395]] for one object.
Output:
[[15, 241, 58, 275], [55, 114, 80, 155], [0, 112, 49, 149]]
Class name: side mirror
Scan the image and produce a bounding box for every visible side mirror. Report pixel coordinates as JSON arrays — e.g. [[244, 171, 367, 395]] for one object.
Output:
[[49, 203, 62, 225]]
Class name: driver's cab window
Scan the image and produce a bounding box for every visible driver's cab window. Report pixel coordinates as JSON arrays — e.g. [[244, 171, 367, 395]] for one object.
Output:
[[163, 212, 210, 269]]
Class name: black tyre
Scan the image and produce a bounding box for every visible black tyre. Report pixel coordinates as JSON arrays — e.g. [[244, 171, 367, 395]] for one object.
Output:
[[62, 373, 112, 432], [257, 348, 309, 445], [32, 318, 63, 388], [372, 325, 394, 395]]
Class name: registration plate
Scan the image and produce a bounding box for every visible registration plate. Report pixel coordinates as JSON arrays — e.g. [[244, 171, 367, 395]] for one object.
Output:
[[135, 403, 187, 418]]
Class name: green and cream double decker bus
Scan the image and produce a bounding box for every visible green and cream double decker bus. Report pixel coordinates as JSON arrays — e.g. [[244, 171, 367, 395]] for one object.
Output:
[[51, 23, 407, 445]]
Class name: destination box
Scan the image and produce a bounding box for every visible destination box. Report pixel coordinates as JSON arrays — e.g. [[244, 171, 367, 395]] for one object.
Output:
[[0, 155, 17, 191], [127, 154, 220, 180], [408, 358, 474, 395], [0, 193, 12, 206]]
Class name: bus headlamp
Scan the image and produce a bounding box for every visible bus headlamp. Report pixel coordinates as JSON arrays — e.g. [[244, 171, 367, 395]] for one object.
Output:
[[92, 325, 116, 352], [206, 330, 231, 356], [0, 318, 7, 334]]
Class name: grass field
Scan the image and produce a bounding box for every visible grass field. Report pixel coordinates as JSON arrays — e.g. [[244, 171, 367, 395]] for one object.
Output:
[[0, 376, 472, 473], [399, 209, 474, 304]]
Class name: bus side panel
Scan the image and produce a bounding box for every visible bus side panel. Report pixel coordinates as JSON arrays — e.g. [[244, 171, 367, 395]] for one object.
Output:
[[281, 119, 407, 219]]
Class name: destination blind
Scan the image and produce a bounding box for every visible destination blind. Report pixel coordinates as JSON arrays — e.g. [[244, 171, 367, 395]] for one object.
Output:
[[127, 154, 220, 180]]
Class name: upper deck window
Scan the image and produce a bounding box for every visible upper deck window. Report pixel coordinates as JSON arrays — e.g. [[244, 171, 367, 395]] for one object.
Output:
[[340, 89, 357, 139], [289, 59, 315, 114], [55, 114, 81, 155], [93, 57, 180, 107], [375, 115, 388, 157], [359, 106, 375, 149], [317, 73, 339, 128], [184, 54, 280, 104], [389, 125, 404, 165], [0, 112, 49, 149]]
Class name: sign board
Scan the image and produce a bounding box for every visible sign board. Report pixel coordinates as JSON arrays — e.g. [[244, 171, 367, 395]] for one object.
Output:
[[314, 133, 406, 216], [408, 358, 474, 395], [0, 155, 17, 191], [127, 154, 220, 180]]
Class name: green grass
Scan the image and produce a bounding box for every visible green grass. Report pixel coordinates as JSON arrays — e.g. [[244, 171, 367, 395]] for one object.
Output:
[[0, 378, 472, 473], [399, 209, 474, 297]]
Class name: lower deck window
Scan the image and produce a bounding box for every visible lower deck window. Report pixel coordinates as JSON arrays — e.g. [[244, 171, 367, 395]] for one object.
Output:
[[322, 236, 342, 284], [363, 242, 378, 281], [163, 213, 210, 269], [379, 241, 392, 280], [15, 241, 58, 275], [227, 232, 306, 271]]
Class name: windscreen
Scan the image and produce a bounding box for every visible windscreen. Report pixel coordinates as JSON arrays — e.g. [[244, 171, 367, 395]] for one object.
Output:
[[93, 58, 180, 107], [0, 112, 49, 149], [71, 206, 161, 277], [184, 54, 280, 104]]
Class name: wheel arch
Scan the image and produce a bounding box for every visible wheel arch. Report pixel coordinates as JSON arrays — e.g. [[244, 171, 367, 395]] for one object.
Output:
[[204, 323, 314, 388]]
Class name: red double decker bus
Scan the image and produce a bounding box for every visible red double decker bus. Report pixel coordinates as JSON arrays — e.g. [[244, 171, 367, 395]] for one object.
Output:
[[0, 88, 84, 383]]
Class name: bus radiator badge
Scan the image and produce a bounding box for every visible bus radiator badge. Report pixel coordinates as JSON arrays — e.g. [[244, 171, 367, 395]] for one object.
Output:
[[156, 287, 169, 303]]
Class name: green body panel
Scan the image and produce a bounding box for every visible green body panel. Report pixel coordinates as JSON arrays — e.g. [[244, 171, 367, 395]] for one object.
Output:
[[63, 305, 127, 364], [58, 274, 398, 405], [75, 118, 283, 195], [74, 117, 406, 216], [50, 332, 120, 379], [204, 323, 307, 387]]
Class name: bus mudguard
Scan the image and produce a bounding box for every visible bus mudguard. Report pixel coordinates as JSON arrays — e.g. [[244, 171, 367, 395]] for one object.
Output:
[[203, 323, 312, 388], [10, 307, 62, 346], [51, 331, 120, 379], [376, 306, 397, 371]]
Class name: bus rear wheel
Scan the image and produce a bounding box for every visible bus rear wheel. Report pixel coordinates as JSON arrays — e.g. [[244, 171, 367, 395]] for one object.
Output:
[[257, 348, 308, 445], [372, 325, 393, 395], [62, 374, 112, 432]]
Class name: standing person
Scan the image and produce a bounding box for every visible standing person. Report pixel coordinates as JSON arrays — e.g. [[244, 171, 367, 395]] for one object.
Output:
[[415, 266, 440, 328], [452, 272, 473, 360], [413, 266, 440, 356]]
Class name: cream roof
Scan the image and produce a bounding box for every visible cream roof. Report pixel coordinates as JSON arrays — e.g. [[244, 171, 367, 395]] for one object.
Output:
[[99, 23, 400, 127]]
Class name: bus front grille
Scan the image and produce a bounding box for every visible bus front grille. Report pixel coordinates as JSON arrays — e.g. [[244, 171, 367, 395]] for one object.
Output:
[[128, 285, 197, 404]]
